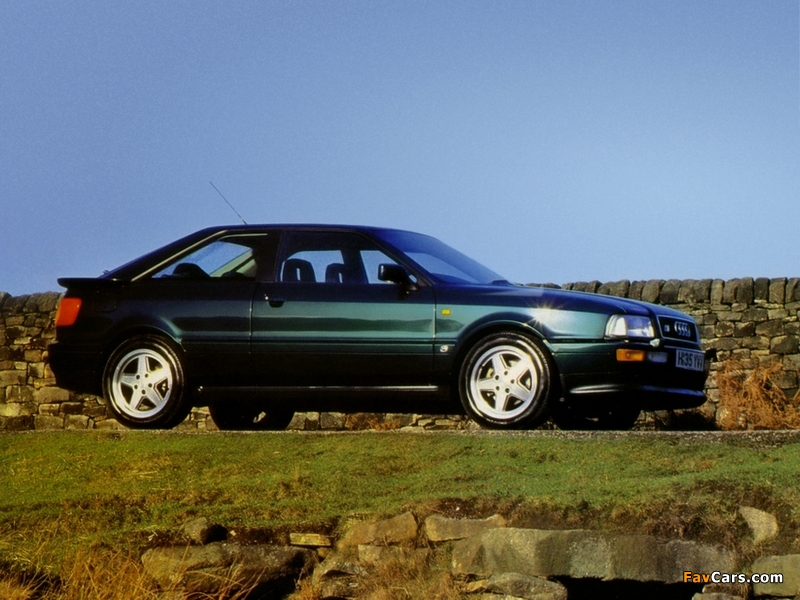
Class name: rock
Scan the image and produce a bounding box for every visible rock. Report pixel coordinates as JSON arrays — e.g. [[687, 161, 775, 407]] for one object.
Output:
[[660, 279, 682, 304], [32, 386, 70, 404], [461, 579, 490, 594], [484, 572, 568, 600], [286, 412, 309, 430], [320, 412, 346, 430], [738, 506, 778, 544], [425, 513, 506, 542], [141, 542, 314, 595], [737, 278, 755, 305], [681, 279, 713, 304], [0, 370, 26, 387], [751, 554, 800, 598], [641, 280, 664, 304], [312, 552, 368, 599], [340, 511, 418, 547], [597, 280, 630, 298], [452, 528, 734, 584], [182, 517, 227, 545], [769, 278, 787, 303], [290, 533, 333, 548], [770, 335, 799, 355], [692, 593, 742, 600]]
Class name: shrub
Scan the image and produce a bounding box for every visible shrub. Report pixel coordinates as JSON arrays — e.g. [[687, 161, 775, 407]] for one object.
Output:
[[716, 358, 800, 430]]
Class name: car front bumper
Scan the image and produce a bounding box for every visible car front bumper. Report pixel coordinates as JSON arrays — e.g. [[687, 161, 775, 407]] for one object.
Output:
[[553, 341, 710, 411]]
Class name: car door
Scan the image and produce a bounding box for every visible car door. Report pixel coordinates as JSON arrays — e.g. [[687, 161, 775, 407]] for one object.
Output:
[[131, 231, 278, 386], [251, 230, 436, 387]]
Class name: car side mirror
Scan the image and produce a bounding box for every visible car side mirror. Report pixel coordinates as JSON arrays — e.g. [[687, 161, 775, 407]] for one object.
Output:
[[378, 264, 418, 291]]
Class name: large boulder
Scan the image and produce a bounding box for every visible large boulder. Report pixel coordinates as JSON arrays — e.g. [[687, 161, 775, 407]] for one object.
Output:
[[751, 554, 800, 598], [311, 551, 369, 599], [182, 516, 227, 545], [141, 542, 314, 595], [737, 506, 778, 545], [425, 513, 506, 542], [339, 511, 418, 547], [452, 528, 735, 584]]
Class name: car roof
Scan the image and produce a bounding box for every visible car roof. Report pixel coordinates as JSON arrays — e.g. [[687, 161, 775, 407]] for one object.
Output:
[[192, 223, 413, 234], [100, 224, 427, 281]]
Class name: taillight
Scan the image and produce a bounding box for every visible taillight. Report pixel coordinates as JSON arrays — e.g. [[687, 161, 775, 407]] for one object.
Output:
[[55, 297, 82, 327]]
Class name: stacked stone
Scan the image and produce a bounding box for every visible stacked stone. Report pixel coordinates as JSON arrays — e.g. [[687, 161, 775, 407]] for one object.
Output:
[[0, 292, 111, 431], [1, 292, 55, 429], [2, 279, 799, 432]]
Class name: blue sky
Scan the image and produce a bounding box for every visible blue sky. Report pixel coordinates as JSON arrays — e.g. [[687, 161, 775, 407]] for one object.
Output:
[[1, 1, 798, 295]]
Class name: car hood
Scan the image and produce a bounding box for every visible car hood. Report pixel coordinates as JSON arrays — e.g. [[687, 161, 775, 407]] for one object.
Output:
[[434, 284, 690, 319], [432, 284, 697, 341]]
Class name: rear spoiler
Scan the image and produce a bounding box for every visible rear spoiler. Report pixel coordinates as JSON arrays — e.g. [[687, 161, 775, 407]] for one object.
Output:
[[57, 277, 128, 291]]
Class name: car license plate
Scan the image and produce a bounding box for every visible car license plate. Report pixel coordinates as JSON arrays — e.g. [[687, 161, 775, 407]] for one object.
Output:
[[676, 349, 705, 372]]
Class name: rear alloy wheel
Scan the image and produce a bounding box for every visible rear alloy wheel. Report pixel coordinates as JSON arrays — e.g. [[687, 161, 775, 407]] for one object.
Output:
[[103, 336, 191, 429], [459, 332, 554, 429], [209, 401, 294, 431]]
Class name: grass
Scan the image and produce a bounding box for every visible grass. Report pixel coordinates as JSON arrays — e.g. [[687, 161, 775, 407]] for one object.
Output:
[[2, 430, 800, 597]]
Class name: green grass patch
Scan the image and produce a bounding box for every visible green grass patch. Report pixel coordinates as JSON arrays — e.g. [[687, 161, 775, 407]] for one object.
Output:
[[2, 430, 800, 571]]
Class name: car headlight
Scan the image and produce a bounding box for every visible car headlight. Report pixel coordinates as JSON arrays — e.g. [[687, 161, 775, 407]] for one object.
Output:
[[605, 315, 655, 339]]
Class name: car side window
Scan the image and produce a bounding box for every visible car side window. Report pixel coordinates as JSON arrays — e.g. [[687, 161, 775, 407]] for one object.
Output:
[[151, 234, 276, 281], [278, 233, 398, 285]]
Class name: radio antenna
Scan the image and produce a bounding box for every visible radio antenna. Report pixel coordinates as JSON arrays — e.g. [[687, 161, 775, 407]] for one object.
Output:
[[209, 181, 248, 225]]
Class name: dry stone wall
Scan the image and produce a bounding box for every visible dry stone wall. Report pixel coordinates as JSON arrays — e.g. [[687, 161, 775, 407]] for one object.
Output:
[[141, 506, 793, 599], [1, 277, 798, 432]]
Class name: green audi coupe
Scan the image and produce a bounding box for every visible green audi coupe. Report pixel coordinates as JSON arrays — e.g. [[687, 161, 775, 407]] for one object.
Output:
[[49, 225, 709, 431]]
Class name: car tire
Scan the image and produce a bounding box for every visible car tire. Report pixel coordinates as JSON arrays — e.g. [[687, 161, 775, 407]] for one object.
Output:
[[103, 335, 192, 429], [209, 401, 294, 431], [459, 332, 555, 429], [551, 403, 641, 431]]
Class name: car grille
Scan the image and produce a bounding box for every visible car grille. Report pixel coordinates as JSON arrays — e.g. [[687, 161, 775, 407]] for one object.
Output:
[[656, 316, 698, 343]]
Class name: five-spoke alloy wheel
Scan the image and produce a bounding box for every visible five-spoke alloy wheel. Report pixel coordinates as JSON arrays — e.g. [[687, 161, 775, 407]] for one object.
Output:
[[459, 332, 555, 428], [103, 336, 191, 429]]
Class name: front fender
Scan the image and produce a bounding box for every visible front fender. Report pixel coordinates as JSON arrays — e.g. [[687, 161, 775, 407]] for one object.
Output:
[[434, 310, 550, 382]]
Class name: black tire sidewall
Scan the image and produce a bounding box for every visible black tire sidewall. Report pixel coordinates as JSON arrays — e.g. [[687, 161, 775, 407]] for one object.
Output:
[[103, 335, 190, 429], [458, 332, 554, 429]]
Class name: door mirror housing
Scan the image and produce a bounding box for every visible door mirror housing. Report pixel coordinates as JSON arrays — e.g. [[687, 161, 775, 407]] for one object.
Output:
[[378, 264, 417, 291]]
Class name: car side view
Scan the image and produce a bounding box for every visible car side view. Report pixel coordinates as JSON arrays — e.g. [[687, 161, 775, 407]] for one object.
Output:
[[49, 225, 710, 430]]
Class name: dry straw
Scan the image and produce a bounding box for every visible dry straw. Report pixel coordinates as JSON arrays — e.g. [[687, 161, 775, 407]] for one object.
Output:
[[716, 358, 800, 430]]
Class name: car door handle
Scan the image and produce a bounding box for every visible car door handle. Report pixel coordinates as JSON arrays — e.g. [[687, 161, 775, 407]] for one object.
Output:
[[264, 295, 285, 308]]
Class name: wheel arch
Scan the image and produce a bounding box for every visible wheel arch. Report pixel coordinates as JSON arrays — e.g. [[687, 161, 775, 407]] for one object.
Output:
[[451, 318, 559, 388], [100, 324, 184, 378]]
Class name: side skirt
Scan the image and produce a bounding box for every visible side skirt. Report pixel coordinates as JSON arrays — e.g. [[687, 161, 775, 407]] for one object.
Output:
[[194, 385, 456, 414]]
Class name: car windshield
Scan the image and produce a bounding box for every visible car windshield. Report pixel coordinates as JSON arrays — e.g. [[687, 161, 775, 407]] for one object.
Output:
[[378, 230, 508, 285]]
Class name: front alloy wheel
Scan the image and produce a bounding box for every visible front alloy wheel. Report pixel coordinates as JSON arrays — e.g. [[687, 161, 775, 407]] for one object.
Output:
[[103, 336, 191, 429], [459, 332, 554, 429]]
